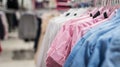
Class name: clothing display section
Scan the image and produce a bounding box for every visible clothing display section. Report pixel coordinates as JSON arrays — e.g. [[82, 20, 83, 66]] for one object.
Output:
[[35, 3, 120, 67]]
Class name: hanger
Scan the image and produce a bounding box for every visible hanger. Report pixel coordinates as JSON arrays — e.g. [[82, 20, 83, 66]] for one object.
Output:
[[91, 0, 108, 19], [99, 0, 113, 18], [92, 7, 106, 18], [68, 8, 79, 16], [102, 0, 120, 18], [92, 0, 115, 19], [90, 0, 107, 18], [61, 9, 74, 17], [65, 9, 73, 16], [74, 8, 89, 17], [72, 8, 80, 16], [94, 7, 109, 19], [89, 7, 99, 17]]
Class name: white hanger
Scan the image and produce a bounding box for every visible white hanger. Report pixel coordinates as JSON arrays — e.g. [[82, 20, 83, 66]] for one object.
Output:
[[60, 8, 77, 17], [73, 8, 89, 17]]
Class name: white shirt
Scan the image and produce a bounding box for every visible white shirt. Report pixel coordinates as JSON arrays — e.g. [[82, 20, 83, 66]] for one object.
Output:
[[36, 8, 88, 67]]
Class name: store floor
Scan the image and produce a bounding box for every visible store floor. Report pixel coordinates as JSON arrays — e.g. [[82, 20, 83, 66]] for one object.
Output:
[[0, 30, 35, 67]]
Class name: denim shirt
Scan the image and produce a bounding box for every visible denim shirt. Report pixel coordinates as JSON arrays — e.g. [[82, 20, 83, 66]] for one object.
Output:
[[88, 26, 120, 67], [69, 23, 120, 67], [101, 29, 120, 67], [64, 9, 120, 67]]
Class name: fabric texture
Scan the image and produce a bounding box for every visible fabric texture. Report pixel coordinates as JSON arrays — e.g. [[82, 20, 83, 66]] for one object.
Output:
[[35, 11, 60, 67], [46, 8, 108, 67], [18, 13, 38, 40], [34, 17, 42, 52], [64, 9, 120, 67], [0, 11, 8, 39], [36, 16, 75, 67], [5, 13, 18, 32], [35, 8, 89, 67], [102, 29, 120, 67]]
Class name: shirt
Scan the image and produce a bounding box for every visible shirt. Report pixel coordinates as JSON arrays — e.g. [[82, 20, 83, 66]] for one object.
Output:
[[64, 9, 120, 67], [0, 11, 8, 39], [47, 8, 111, 58], [87, 9, 120, 67], [36, 16, 77, 67], [36, 8, 89, 67], [88, 25, 120, 67], [46, 11, 106, 67], [102, 29, 120, 67]]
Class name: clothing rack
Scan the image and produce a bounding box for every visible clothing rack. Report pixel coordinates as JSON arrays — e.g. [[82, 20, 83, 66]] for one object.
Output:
[[94, 0, 120, 7], [34, 0, 120, 67]]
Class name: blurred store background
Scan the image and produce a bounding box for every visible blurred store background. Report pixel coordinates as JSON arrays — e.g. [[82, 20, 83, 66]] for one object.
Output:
[[0, 0, 92, 67], [1, 0, 119, 67]]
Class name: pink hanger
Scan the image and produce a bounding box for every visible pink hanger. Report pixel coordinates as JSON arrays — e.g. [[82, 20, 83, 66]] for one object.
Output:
[[89, 7, 99, 17]]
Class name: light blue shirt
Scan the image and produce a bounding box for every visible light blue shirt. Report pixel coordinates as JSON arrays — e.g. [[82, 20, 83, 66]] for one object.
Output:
[[88, 26, 120, 67], [64, 9, 120, 67], [101, 29, 120, 67]]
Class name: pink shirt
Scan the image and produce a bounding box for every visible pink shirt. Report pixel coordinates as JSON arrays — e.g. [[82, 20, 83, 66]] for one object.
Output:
[[46, 18, 104, 67], [47, 16, 91, 56], [46, 10, 111, 67]]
